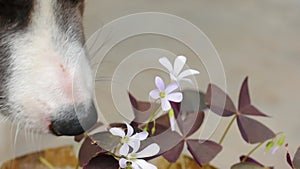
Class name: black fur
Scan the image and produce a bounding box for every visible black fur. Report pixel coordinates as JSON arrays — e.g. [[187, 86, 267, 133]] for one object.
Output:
[[0, 0, 34, 31]]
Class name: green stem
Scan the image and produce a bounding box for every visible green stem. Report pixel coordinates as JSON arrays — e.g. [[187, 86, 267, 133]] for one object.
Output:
[[242, 142, 264, 163], [167, 163, 173, 169], [219, 114, 238, 145], [39, 157, 55, 169], [144, 105, 161, 131], [242, 132, 283, 162], [180, 156, 186, 169]]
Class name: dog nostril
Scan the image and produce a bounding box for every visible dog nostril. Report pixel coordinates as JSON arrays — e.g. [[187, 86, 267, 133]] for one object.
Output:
[[49, 102, 98, 136]]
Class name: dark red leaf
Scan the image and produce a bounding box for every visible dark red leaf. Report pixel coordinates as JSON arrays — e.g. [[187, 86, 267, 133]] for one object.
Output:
[[170, 90, 206, 118], [205, 84, 236, 117], [237, 116, 275, 144], [181, 90, 207, 113], [151, 130, 183, 154], [128, 92, 160, 123], [293, 147, 300, 168], [177, 111, 205, 137], [231, 162, 266, 169], [238, 77, 268, 117], [90, 131, 120, 151], [79, 137, 106, 167], [83, 154, 119, 169], [109, 123, 127, 130], [239, 156, 273, 169], [170, 101, 181, 117], [287, 151, 294, 168], [239, 105, 269, 117], [239, 156, 263, 167], [145, 113, 171, 136], [238, 77, 251, 111], [186, 139, 222, 167], [162, 140, 185, 163]]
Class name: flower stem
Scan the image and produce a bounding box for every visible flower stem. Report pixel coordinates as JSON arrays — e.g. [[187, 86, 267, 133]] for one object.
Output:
[[180, 156, 186, 169], [242, 142, 264, 163], [167, 163, 174, 169], [219, 114, 238, 145], [39, 157, 55, 169], [242, 132, 284, 162], [144, 106, 161, 132]]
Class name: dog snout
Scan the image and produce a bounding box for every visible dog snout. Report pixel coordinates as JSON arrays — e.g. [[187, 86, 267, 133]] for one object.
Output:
[[49, 102, 98, 136]]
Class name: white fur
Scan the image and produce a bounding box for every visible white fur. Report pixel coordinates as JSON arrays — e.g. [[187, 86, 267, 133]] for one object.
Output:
[[4, 0, 93, 133]]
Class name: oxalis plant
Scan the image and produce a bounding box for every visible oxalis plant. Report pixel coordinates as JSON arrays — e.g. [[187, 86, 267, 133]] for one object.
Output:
[[74, 56, 300, 169]]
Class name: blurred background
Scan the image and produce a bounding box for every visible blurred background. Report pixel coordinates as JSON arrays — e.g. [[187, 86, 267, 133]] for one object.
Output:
[[1, 0, 300, 168], [84, 1, 300, 168]]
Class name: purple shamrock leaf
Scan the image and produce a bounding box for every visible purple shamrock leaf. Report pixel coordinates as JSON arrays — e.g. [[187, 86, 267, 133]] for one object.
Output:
[[187, 139, 222, 167], [152, 129, 183, 154], [79, 137, 106, 167], [83, 154, 119, 169], [237, 115, 275, 144], [287, 150, 294, 168], [162, 140, 185, 163], [129, 92, 160, 124], [238, 77, 268, 117], [89, 131, 120, 152], [206, 77, 275, 144], [239, 156, 274, 169], [177, 111, 205, 137], [180, 90, 207, 113], [293, 147, 300, 168], [287, 146, 300, 169], [231, 162, 266, 169], [205, 84, 236, 117]]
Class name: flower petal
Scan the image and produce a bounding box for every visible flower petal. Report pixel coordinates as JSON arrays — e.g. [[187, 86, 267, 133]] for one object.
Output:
[[135, 159, 158, 169], [167, 92, 183, 102], [125, 122, 134, 136], [173, 56, 187, 76], [178, 69, 200, 80], [161, 98, 171, 111], [109, 128, 125, 137], [119, 158, 128, 168], [131, 162, 140, 169], [271, 146, 279, 154], [120, 144, 130, 156], [155, 76, 165, 91], [165, 82, 179, 94], [128, 139, 141, 153], [149, 89, 160, 99], [180, 78, 193, 84], [170, 73, 178, 82], [136, 143, 160, 158], [132, 132, 149, 141], [159, 57, 173, 72]]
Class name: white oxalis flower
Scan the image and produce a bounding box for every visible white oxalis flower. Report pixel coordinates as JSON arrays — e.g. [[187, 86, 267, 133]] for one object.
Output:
[[119, 143, 160, 169], [159, 55, 200, 84], [149, 76, 183, 111], [109, 122, 148, 155]]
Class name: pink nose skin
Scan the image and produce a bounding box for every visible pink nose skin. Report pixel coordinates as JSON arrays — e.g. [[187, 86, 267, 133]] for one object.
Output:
[[49, 102, 98, 136]]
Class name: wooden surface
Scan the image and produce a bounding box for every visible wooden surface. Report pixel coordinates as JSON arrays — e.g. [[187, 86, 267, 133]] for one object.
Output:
[[1, 146, 77, 169]]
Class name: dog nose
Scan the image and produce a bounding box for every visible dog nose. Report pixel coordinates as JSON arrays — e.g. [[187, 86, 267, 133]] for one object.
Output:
[[49, 102, 98, 136]]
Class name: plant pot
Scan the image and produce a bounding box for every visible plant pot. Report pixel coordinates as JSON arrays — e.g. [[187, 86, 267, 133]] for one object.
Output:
[[152, 156, 217, 169], [1, 146, 217, 169]]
